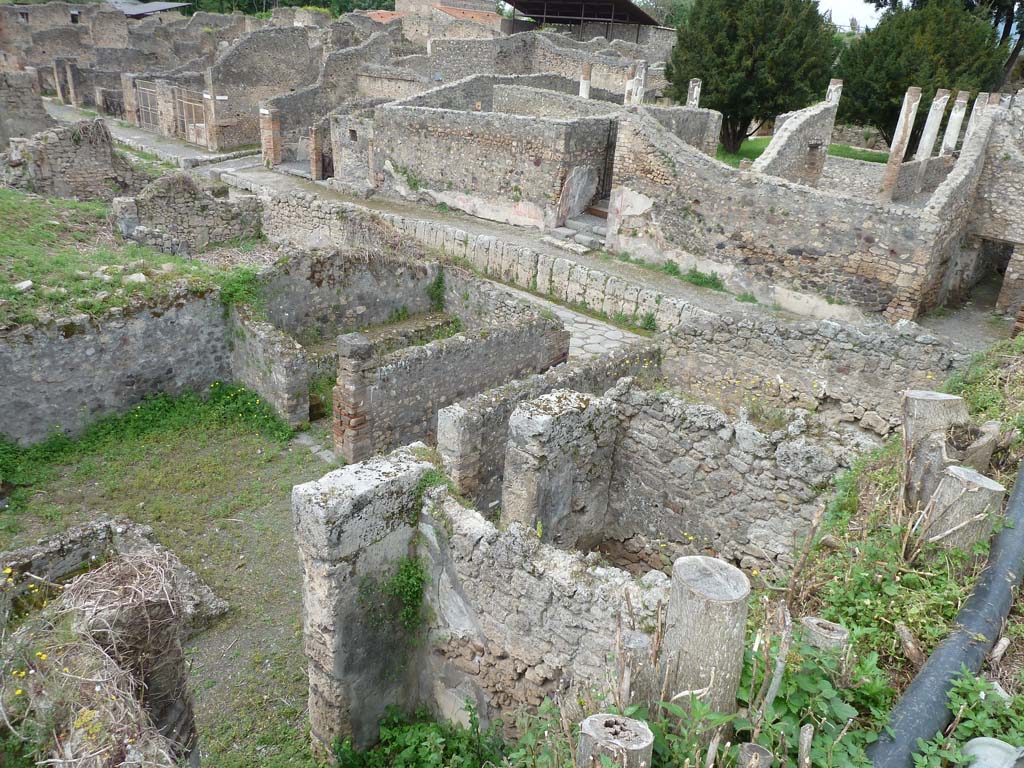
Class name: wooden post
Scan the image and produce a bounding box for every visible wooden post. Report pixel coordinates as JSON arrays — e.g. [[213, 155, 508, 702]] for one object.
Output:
[[617, 630, 658, 711], [798, 724, 814, 768], [924, 466, 1006, 551], [662, 556, 749, 716], [577, 714, 654, 768]]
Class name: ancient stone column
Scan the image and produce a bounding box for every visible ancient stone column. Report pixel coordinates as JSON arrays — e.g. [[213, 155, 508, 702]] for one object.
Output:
[[964, 92, 989, 143], [120, 73, 139, 127], [925, 466, 1006, 551], [878, 86, 922, 201], [911, 88, 950, 193], [686, 77, 702, 107], [580, 62, 593, 99], [577, 714, 654, 768], [940, 91, 970, 155], [662, 556, 749, 716], [826, 78, 843, 104]]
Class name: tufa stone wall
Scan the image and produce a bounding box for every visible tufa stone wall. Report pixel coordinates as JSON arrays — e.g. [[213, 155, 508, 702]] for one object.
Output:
[[0, 69, 55, 146], [641, 104, 721, 157], [969, 91, 1024, 247], [332, 315, 570, 461], [113, 172, 262, 256], [0, 290, 232, 446], [229, 307, 309, 426], [438, 342, 661, 510], [751, 99, 838, 186], [661, 312, 966, 434], [1, 118, 142, 200]]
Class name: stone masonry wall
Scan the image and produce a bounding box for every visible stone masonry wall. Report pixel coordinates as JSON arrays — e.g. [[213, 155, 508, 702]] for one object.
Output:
[[969, 92, 1024, 247], [437, 343, 661, 510], [0, 291, 232, 446], [606, 111, 942, 318], [751, 100, 838, 186], [332, 316, 570, 461], [113, 172, 261, 256], [641, 104, 721, 157], [606, 382, 838, 568], [293, 445, 670, 749], [818, 155, 886, 199], [229, 307, 309, 426], [1, 118, 142, 200], [0, 69, 55, 146], [661, 312, 966, 434]]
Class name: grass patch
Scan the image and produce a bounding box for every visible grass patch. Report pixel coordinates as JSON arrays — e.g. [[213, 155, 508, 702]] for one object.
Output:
[[827, 143, 889, 163], [601, 251, 727, 292], [0, 385, 328, 766], [115, 142, 176, 179], [735, 291, 758, 304], [943, 333, 1024, 442], [0, 189, 259, 327], [716, 137, 771, 167]]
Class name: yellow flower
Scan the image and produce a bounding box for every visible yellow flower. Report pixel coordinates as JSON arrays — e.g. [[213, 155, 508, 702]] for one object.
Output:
[[2, 568, 11, 574], [14, 689, 22, 696], [39, 654, 47, 661]]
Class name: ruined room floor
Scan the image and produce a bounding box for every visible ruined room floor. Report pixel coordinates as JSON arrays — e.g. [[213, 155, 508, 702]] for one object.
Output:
[[917, 274, 1015, 351], [2, 419, 339, 767]]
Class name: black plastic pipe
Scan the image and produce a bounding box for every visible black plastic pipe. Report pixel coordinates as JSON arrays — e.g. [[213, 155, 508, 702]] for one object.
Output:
[[868, 461, 1024, 767]]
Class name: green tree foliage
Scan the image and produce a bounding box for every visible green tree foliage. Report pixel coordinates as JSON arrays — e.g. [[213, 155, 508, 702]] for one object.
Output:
[[665, 0, 838, 152], [836, 0, 1006, 145]]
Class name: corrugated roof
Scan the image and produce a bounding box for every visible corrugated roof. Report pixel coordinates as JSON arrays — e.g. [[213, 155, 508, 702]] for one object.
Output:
[[106, 0, 190, 16], [503, 0, 659, 25]]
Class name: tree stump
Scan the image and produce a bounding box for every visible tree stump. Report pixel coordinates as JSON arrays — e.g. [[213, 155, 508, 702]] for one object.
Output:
[[902, 390, 969, 447], [738, 742, 774, 767], [576, 714, 654, 768], [618, 630, 658, 712], [800, 616, 850, 652], [662, 556, 749, 717], [925, 466, 1006, 551]]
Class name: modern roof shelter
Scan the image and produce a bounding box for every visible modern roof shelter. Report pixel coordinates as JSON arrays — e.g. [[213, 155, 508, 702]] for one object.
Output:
[[502, 0, 660, 27], [105, 0, 191, 17]]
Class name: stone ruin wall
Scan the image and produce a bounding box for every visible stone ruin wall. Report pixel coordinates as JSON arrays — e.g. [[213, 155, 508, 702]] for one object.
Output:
[[606, 112, 942, 318], [0, 289, 233, 446], [661, 311, 966, 434], [438, 342, 662, 510], [1, 118, 143, 200], [751, 99, 838, 186], [0, 69, 55, 146], [292, 446, 671, 752], [641, 104, 721, 157], [332, 312, 570, 461], [113, 172, 262, 256]]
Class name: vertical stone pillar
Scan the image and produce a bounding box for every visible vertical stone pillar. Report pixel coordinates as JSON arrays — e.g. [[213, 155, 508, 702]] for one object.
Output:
[[996, 244, 1024, 314], [154, 79, 177, 138], [686, 77, 701, 107], [622, 62, 647, 106], [964, 92, 990, 143], [988, 92, 1003, 105], [579, 62, 592, 99], [121, 73, 139, 126], [622, 63, 637, 105], [260, 106, 282, 168], [913, 88, 950, 162], [661, 556, 749, 716], [309, 125, 323, 180], [332, 333, 377, 463], [501, 390, 616, 549], [52, 57, 75, 103], [912, 88, 950, 193], [825, 77, 843, 104], [878, 86, 922, 201], [65, 60, 86, 107], [940, 91, 970, 155], [292, 448, 433, 757]]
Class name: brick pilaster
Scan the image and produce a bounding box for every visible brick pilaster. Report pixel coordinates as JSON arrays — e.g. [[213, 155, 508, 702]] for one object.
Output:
[[332, 333, 376, 462]]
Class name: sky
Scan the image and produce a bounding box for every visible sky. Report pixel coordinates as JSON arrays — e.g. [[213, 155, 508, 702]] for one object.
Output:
[[820, 0, 883, 29]]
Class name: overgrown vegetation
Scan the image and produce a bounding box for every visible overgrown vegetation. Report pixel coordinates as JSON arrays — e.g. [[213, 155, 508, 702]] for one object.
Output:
[[716, 139, 888, 167], [426, 270, 446, 312], [0, 189, 262, 327], [601, 250, 726, 292]]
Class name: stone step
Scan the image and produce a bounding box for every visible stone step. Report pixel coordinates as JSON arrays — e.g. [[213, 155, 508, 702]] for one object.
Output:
[[573, 233, 603, 249], [551, 226, 576, 240], [541, 235, 590, 254], [587, 198, 610, 219], [563, 218, 592, 233]]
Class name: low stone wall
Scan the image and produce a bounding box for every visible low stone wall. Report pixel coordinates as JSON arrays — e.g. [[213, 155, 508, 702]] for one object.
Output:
[[818, 155, 886, 199], [113, 173, 262, 256], [0, 289, 232, 446], [230, 308, 309, 426], [661, 312, 967, 433], [0, 69, 55, 146], [332, 315, 570, 461], [751, 100, 838, 186], [1, 118, 142, 200], [292, 445, 670, 752], [498, 381, 840, 568], [437, 342, 661, 510], [641, 104, 721, 157]]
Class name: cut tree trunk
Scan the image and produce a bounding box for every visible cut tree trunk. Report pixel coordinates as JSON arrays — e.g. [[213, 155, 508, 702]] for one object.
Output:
[[738, 743, 774, 767], [924, 466, 1007, 551], [576, 714, 654, 768], [902, 391, 969, 447], [618, 629, 658, 712], [800, 616, 850, 652], [662, 556, 749, 717]]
